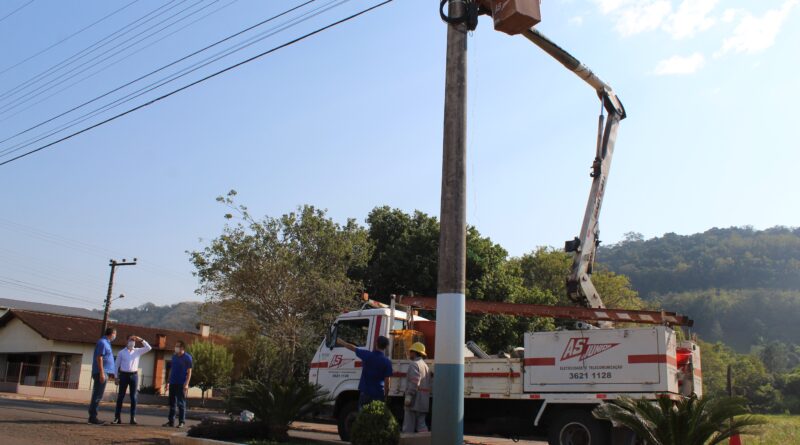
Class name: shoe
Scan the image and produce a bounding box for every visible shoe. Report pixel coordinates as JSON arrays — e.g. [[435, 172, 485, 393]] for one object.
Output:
[[88, 418, 104, 425], [177, 422, 185, 428], [162, 421, 174, 427], [112, 417, 121, 424], [130, 418, 138, 425]]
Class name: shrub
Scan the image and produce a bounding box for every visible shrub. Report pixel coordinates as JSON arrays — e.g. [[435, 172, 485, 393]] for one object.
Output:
[[187, 418, 271, 441], [350, 401, 400, 445], [229, 378, 329, 441]]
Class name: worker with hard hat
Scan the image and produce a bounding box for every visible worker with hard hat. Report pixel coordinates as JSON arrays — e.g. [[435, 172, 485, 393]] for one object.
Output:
[[402, 342, 431, 433]]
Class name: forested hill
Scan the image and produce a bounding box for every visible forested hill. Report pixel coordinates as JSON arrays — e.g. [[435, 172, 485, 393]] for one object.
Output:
[[102, 302, 201, 332], [598, 226, 800, 298]]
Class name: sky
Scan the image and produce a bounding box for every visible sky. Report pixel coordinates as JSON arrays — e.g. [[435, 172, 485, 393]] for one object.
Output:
[[0, 0, 798, 310]]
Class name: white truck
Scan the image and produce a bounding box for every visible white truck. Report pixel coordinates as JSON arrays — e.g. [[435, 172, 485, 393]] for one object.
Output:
[[310, 6, 704, 444], [309, 302, 701, 444]]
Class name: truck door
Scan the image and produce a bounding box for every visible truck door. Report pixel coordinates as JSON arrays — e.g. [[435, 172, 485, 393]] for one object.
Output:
[[317, 317, 372, 396]]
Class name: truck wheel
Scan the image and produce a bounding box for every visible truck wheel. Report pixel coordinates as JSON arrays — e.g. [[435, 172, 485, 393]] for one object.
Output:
[[547, 410, 610, 445], [337, 400, 358, 442]]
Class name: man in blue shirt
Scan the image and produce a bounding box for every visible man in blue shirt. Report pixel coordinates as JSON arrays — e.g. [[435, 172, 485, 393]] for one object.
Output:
[[163, 340, 193, 428], [88, 327, 116, 424], [337, 335, 393, 409]]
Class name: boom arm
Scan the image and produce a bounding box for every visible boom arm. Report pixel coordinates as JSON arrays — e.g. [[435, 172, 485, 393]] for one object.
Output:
[[521, 27, 627, 309]]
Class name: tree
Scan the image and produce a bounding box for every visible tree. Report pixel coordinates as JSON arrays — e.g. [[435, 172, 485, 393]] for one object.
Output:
[[593, 396, 764, 445], [187, 341, 234, 405], [190, 192, 371, 379]]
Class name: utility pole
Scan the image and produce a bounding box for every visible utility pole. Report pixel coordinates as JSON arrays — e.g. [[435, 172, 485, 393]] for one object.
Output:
[[432, 0, 468, 443], [100, 258, 136, 336]]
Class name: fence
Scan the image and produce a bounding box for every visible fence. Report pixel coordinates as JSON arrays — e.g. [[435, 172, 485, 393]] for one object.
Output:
[[1, 362, 79, 389]]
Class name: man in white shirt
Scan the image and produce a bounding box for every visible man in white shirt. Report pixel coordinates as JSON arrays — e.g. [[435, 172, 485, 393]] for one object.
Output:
[[114, 335, 151, 424]]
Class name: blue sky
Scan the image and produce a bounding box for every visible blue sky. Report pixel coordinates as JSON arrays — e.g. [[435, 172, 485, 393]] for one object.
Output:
[[0, 0, 797, 310]]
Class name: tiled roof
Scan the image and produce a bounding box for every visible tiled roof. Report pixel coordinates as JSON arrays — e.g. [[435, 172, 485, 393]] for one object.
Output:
[[0, 309, 227, 351], [0, 298, 103, 320]]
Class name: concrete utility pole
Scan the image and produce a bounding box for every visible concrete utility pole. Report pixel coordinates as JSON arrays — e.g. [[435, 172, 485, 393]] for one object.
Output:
[[432, 0, 468, 443], [100, 258, 136, 336]]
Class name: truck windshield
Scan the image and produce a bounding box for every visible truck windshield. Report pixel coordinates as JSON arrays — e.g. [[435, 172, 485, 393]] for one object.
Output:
[[336, 318, 370, 347]]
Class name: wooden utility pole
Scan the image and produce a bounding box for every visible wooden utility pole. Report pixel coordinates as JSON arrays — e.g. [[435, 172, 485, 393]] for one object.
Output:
[[100, 258, 136, 336], [432, 0, 468, 443]]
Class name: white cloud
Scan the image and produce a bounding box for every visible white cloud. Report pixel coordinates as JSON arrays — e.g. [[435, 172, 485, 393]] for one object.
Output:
[[594, 0, 632, 15], [654, 53, 705, 75], [663, 0, 718, 39], [717, 0, 798, 56], [721, 8, 743, 23], [569, 16, 585, 26], [614, 1, 672, 36]]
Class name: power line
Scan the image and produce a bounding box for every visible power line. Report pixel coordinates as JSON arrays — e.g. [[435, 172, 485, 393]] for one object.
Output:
[[0, 0, 212, 115], [0, 0, 140, 77], [0, 0, 34, 25], [0, 0, 295, 146], [0, 0, 344, 157], [0, 0, 184, 104], [0, 276, 97, 305], [0, 0, 393, 166]]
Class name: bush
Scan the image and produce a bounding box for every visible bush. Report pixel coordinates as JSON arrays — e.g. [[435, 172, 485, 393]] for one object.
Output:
[[188, 418, 271, 441], [228, 378, 329, 441], [350, 401, 400, 445]]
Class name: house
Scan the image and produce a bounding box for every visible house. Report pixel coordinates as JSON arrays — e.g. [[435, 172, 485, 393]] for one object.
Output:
[[0, 297, 104, 319], [0, 308, 226, 401]]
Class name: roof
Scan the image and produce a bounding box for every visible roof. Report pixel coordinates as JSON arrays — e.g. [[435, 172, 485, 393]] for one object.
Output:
[[0, 298, 103, 320], [338, 307, 428, 321], [0, 309, 227, 351]]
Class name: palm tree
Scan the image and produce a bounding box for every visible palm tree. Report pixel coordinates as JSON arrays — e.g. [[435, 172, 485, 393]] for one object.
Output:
[[592, 395, 764, 445]]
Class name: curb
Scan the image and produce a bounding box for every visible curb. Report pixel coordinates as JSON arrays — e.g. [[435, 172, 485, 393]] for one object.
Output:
[[169, 432, 244, 445]]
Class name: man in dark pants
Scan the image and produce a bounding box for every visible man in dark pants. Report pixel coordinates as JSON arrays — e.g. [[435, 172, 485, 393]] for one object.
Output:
[[336, 335, 393, 409], [88, 327, 116, 425], [163, 340, 193, 428], [114, 335, 151, 424]]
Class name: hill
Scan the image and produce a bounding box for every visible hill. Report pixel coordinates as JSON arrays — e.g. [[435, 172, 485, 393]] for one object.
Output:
[[598, 226, 800, 297], [104, 301, 201, 332], [597, 226, 800, 352]]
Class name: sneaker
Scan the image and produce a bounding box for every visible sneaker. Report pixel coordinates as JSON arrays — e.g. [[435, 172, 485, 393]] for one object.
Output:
[[177, 422, 185, 428], [162, 421, 174, 427], [130, 418, 138, 425], [112, 417, 121, 424], [88, 418, 104, 425]]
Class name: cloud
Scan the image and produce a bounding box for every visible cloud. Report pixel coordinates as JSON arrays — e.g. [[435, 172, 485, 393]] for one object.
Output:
[[569, 16, 584, 26], [614, 1, 672, 36], [654, 53, 705, 75], [663, 0, 718, 39], [594, 0, 631, 15], [717, 0, 798, 56]]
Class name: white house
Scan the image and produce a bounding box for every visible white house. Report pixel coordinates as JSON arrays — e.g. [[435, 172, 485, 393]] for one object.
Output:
[[0, 309, 225, 401]]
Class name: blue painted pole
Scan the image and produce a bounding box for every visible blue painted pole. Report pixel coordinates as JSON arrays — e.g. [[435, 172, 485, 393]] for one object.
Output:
[[432, 1, 467, 443]]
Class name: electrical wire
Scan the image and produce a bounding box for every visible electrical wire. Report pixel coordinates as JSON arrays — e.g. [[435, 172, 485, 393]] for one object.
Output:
[[0, 276, 97, 305], [0, 0, 34, 25], [0, 0, 184, 103], [0, 0, 298, 146], [0, 0, 346, 157], [0, 0, 140, 77], [0, 0, 213, 115], [0, 0, 394, 166]]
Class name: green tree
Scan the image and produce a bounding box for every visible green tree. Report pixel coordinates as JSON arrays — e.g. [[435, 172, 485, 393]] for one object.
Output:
[[190, 192, 371, 379], [593, 396, 764, 445], [187, 341, 234, 405]]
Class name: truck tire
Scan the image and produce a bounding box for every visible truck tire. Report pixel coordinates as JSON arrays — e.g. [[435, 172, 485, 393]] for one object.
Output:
[[337, 400, 358, 442], [547, 409, 610, 445]]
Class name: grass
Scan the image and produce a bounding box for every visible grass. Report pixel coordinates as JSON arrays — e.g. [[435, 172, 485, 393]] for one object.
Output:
[[743, 414, 800, 445]]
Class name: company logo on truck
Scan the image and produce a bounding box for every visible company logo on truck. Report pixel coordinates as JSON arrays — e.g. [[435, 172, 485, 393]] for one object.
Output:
[[561, 338, 619, 361], [329, 354, 355, 369]]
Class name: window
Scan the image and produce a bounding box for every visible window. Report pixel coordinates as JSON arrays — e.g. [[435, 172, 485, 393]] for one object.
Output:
[[393, 318, 407, 331], [336, 318, 370, 347]]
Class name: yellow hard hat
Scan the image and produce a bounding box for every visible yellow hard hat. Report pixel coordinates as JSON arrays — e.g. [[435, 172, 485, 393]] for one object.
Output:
[[409, 342, 427, 357]]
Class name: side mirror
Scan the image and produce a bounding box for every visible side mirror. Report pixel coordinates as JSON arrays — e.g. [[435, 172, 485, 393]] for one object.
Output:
[[325, 325, 337, 350]]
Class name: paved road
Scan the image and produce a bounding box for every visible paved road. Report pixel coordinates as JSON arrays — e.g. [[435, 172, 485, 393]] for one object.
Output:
[[0, 395, 546, 445], [0, 395, 209, 445]]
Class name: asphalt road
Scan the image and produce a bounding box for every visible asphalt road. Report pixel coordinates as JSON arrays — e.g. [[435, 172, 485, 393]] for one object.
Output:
[[0, 395, 208, 445], [0, 396, 547, 445]]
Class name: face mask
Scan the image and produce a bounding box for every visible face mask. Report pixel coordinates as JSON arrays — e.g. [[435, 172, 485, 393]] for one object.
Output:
[[127, 341, 135, 350], [110, 334, 116, 342], [175, 347, 181, 354]]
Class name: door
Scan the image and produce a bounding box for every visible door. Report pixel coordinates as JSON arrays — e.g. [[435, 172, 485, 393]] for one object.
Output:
[[317, 317, 371, 396]]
